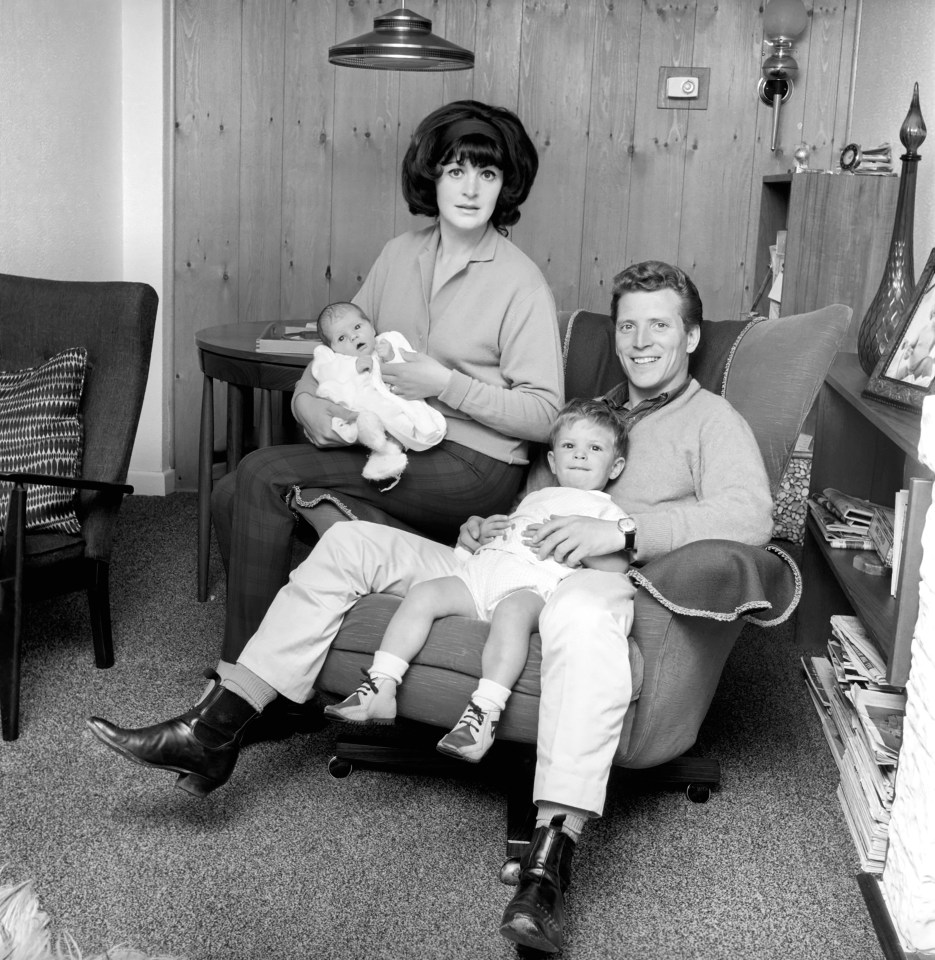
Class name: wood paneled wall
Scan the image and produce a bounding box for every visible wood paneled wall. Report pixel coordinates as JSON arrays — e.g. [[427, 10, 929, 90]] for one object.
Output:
[[173, 0, 858, 489]]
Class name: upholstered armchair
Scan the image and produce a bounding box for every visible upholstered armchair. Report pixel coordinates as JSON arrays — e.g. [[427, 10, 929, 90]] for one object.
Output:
[[292, 303, 850, 854], [1, 273, 158, 740]]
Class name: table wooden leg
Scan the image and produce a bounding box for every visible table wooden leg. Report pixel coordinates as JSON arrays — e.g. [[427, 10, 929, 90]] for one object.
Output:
[[198, 374, 214, 602], [258, 389, 273, 447], [227, 384, 245, 471]]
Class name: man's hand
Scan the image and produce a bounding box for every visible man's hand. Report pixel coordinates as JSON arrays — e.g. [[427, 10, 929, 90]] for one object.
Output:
[[457, 514, 512, 553], [382, 350, 451, 400], [522, 515, 627, 568], [293, 393, 357, 447]]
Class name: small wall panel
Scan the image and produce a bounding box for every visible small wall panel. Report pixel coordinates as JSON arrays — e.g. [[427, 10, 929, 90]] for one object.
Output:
[[472, 0, 523, 110], [623, 0, 697, 268], [513, 0, 599, 308], [281, 0, 337, 321], [679, 0, 761, 323], [329, 1, 400, 302], [577, 0, 642, 314], [173, 0, 242, 489], [799, 1, 849, 170], [239, 0, 285, 326]]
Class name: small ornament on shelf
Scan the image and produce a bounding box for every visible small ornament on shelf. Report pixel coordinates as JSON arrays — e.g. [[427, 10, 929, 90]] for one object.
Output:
[[840, 142, 894, 175]]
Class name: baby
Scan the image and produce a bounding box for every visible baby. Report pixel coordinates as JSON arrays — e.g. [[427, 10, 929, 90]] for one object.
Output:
[[311, 302, 446, 484], [324, 398, 634, 763]]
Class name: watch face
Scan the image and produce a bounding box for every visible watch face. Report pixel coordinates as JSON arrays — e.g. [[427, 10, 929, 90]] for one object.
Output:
[[840, 144, 859, 171]]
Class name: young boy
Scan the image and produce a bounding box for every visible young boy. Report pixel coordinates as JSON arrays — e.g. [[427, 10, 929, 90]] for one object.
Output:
[[324, 398, 634, 762], [311, 301, 447, 482]]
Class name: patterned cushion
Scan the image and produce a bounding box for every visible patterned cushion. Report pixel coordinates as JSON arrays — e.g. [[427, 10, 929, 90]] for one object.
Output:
[[0, 347, 88, 534]]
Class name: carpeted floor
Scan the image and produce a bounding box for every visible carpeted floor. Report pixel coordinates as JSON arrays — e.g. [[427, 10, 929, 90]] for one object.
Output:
[[0, 493, 883, 959]]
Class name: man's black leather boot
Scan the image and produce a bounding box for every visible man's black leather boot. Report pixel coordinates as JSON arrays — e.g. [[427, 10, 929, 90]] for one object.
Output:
[[499, 815, 575, 953], [86, 680, 258, 798]]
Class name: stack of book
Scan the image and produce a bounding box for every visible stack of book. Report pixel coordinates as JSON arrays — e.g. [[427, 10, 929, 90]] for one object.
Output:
[[255, 321, 320, 354], [802, 615, 906, 874], [807, 487, 893, 557]]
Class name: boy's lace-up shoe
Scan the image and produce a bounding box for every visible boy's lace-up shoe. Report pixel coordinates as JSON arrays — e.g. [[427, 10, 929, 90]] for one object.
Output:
[[436, 700, 500, 762], [323, 669, 397, 723]]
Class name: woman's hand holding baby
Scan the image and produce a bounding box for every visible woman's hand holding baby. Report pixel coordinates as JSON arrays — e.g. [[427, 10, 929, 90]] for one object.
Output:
[[294, 393, 358, 446], [382, 350, 451, 400]]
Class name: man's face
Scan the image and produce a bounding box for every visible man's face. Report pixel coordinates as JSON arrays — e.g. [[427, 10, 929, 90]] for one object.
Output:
[[614, 289, 699, 403]]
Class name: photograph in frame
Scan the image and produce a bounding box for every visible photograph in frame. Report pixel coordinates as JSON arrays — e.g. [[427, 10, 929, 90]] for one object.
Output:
[[863, 248, 935, 413]]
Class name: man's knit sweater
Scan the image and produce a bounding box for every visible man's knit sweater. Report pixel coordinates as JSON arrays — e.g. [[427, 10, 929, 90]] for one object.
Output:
[[604, 379, 774, 564]]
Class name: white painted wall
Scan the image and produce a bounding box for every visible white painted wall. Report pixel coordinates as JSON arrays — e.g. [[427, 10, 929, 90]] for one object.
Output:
[[0, 0, 170, 494], [849, 0, 935, 277]]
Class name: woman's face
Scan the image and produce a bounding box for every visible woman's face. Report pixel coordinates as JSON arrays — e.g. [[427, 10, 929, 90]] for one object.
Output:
[[435, 159, 503, 236]]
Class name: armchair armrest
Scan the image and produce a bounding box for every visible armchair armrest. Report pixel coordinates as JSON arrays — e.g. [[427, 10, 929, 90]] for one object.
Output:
[[0, 472, 133, 497], [626, 539, 801, 627]]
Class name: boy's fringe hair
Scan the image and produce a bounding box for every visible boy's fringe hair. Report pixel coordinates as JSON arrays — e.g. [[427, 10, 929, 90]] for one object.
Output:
[[549, 398, 628, 459]]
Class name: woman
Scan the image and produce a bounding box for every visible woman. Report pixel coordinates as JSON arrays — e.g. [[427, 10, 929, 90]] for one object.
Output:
[[210, 101, 561, 661], [96, 98, 560, 716]]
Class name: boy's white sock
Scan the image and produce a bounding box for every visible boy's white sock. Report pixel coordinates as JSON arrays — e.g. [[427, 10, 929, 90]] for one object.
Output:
[[370, 650, 410, 685], [471, 678, 512, 713]]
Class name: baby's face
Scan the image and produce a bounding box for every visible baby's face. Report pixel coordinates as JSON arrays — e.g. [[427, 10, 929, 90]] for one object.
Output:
[[326, 310, 377, 357], [547, 420, 625, 491]]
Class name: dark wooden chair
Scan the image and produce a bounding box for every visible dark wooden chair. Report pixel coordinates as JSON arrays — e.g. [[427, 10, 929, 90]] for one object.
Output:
[[0, 273, 158, 740]]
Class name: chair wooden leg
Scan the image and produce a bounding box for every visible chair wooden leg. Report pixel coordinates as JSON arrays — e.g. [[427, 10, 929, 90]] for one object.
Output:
[[1, 484, 27, 741], [86, 558, 114, 668], [505, 745, 537, 860]]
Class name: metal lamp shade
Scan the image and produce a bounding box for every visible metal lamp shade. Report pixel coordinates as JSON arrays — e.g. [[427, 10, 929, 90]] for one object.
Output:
[[329, 7, 474, 72]]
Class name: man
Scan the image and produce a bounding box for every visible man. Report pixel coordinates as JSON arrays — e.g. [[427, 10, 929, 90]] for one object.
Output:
[[87, 261, 774, 952], [494, 260, 774, 952]]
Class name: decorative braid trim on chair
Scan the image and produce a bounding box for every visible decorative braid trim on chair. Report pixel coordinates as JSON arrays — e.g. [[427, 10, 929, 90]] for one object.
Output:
[[718, 317, 764, 398]]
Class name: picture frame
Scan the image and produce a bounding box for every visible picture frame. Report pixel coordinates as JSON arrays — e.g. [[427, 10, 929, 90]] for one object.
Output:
[[862, 248, 935, 413]]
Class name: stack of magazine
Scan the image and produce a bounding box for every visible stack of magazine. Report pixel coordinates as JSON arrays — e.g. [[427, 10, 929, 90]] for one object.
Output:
[[807, 487, 893, 556], [801, 615, 906, 874]]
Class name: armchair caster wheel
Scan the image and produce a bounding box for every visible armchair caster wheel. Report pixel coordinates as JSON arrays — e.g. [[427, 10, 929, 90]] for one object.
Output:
[[686, 783, 710, 804], [499, 858, 521, 886], [328, 756, 353, 779]]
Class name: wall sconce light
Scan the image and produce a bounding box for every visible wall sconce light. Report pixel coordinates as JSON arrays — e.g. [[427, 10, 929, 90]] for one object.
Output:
[[757, 0, 809, 152], [329, 3, 474, 72]]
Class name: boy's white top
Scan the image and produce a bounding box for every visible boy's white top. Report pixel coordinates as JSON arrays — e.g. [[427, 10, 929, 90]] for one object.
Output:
[[477, 486, 629, 580], [311, 331, 447, 451]]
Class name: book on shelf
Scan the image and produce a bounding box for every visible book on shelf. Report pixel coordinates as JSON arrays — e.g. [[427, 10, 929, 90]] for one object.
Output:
[[890, 488, 909, 596], [255, 321, 320, 354], [867, 506, 895, 566], [807, 497, 874, 550]]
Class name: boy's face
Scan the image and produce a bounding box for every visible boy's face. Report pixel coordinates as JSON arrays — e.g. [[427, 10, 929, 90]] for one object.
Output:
[[326, 309, 377, 357], [547, 419, 625, 491]]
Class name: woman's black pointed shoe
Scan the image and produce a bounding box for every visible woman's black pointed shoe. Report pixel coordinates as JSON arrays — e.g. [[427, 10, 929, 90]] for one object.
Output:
[[86, 684, 258, 798]]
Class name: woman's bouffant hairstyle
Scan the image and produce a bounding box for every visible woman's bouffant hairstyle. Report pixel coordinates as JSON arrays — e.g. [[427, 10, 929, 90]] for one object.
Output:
[[549, 398, 628, 461], [401, 100, 539, 234], [610, 260, 704, 333]]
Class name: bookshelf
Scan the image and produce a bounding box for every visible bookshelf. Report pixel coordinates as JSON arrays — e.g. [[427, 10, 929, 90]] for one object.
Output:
[[797, 353, 933, 686]]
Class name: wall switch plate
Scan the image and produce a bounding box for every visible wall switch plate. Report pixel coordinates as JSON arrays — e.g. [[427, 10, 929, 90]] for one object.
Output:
[[667, 76, 699, 98], [657, 66, 710, 110]]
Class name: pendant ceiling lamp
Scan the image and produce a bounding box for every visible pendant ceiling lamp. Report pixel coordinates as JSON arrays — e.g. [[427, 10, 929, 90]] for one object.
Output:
[[329, 3, 474, 72]]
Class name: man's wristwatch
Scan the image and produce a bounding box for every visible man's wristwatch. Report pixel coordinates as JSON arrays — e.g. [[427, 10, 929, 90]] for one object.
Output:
[[617, 516, 637, 552]]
